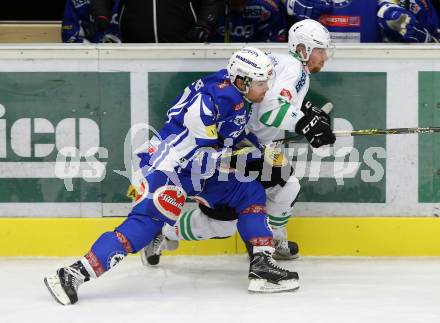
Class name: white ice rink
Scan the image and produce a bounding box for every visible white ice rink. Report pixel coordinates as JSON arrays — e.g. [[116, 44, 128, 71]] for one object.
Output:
[[1, 256, 440, 323]]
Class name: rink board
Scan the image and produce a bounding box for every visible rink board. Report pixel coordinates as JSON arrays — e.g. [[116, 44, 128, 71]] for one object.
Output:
[[0, 45, 439, 257], [2, 217, 440, 256]]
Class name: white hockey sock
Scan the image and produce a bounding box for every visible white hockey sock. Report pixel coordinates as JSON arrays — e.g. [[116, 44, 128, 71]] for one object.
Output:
[[171, 208, 237, 241], [253, 246, 275, 254], [162, 223, 179, 241], [271, 226, 288, 241], [176, 209, 200, 241]]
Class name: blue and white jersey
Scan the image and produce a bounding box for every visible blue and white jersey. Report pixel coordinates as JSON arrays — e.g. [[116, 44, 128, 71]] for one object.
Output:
[[209, 0, 287, 42], [62, 0, 121, 43], [403, 0, 440, 38], [141, 69, 253, 172]]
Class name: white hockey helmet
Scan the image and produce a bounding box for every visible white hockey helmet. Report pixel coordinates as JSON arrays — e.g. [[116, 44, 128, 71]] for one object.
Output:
[[227, 47, 274, 92], [288, 19, 333, 62]]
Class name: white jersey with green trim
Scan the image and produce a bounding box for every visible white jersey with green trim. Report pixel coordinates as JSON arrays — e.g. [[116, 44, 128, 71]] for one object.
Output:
[[248, 52, 309, 145]]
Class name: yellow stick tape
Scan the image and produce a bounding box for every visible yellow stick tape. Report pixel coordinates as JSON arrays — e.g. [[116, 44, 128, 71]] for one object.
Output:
[[1, 217, 440, 256]]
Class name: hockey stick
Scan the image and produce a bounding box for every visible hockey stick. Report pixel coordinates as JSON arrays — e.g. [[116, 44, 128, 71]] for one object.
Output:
[[276, 126, 440, 144]]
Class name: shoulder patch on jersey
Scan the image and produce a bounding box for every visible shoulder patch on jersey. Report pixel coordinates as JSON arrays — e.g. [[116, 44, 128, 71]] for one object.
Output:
[[153, 185, 186, 222], [205, 124, 217, 138], [280, 88, 293, 101]]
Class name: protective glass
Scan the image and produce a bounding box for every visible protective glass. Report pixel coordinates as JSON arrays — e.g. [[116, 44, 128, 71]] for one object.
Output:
[[314, 45, 335, 60]]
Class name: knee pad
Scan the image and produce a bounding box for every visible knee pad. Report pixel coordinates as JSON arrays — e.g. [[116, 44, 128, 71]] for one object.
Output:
[[86, 230, 134, 277]]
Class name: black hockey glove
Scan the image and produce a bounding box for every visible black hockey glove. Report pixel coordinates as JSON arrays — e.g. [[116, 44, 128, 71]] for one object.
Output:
[[186, 23, 211, 42], [86, 15, 110, 40], [94, 15, 110, 32], [295, 103, 335, 148]]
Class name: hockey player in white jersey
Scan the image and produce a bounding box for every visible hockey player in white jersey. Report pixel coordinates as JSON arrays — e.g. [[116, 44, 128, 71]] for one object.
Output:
[[141, 19, 336, 265]]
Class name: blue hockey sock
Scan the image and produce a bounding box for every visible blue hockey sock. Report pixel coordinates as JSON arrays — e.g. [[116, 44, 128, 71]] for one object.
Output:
[[237, 204, 273, 245]]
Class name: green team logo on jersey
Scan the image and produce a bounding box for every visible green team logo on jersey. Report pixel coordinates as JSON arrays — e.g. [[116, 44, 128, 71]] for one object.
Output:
[[0, 72, 131, 203], [259, 96, 292, 128]]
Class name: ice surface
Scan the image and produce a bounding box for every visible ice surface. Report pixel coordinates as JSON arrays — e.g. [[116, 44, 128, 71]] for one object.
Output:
[[1, 256, 440, 323]]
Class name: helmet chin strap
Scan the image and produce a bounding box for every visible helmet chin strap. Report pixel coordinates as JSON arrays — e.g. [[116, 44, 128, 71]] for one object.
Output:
[[243, 94, 252, 103]]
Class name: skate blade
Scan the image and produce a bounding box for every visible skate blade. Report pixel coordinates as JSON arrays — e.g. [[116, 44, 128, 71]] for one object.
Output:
[[272, 253, 300, 261], [248, 278, 300, 293], [140, 249, 149, 267], [140, 250, 161, 267], [44, 275, 71, 305]]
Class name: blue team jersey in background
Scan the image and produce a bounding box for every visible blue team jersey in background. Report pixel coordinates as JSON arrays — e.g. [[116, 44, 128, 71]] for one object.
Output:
[[318, 0, 382, 42], [209, 0, 287, 42], [62, 0, 121, 43]]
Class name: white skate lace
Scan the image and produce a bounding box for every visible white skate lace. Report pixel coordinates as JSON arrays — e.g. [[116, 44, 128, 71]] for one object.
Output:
[[64, 267, 85, 291], [152, 234, 165, 255], [264, 252, 286, 271]]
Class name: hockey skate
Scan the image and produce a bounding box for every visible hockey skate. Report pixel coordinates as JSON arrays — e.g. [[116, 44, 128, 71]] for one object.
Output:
[[272, 226, 299, 260], [140, 232, 179, 266], [246, 238, 299, 260], [44, 261, 90, 305], [248, 250, 299, 293], [273, 239, 299, 260]]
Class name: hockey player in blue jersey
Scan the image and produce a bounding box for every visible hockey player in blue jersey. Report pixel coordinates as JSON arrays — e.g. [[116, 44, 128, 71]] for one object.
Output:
[[284, 0, 382, 42], [210, 0, 288, 42], [377, 0, 440, 42], [44, 47, 300, 305], [62, 0, 121, 43]]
